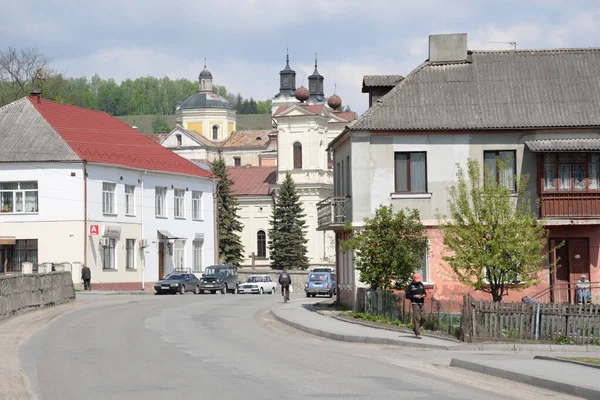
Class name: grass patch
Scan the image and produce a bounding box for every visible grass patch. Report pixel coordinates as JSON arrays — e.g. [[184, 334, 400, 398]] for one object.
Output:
[[318, 301, 350, 311], [349, 312, 410, 328], [561, 357, 600, 365], [554, 336, 574, 345]]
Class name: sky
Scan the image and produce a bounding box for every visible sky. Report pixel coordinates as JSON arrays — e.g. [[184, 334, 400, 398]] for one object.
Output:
[[1, 0, 599, 114]]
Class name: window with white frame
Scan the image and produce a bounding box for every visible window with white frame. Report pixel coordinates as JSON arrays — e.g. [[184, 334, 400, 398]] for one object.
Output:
[[0, 181, 38, 213], [102, 182, 116, 214], [174, 240, 185, 270], [126, 239, 136, 269], [155, 186, 167, 217], [193, 239, 203, 272], [125, 185, 135, 215], [192, 191, 203, 220], [415, 241, 430, 283], [102, 238, 116, 269], [174, 189, 185, 218]]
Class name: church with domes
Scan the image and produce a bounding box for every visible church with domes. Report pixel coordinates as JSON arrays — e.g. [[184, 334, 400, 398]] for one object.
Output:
[[160, 55, 357, 269]]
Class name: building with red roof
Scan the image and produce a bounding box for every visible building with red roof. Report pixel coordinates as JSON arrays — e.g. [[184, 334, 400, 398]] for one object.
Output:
[[0, 94, 216, 290]]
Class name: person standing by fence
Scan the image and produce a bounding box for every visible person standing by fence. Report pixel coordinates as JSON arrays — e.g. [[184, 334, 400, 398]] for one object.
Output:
[[577, 274, 591, 304], [406, 273, 427, 339]]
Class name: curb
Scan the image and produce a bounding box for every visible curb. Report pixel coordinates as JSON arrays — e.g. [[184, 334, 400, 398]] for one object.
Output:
[[534, 355, 600, 370], [76, 291, 155, 295], [331, 314, 461, 344], [269, 309, 451, 350], [458, 343, 600, 353], [450, 358, 600, 400]]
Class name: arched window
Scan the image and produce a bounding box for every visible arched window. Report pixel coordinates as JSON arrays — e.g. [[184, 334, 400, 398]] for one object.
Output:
[[257, 230, 266, 258], [293, 142, 302, 169], [212, 125, 219, 140]]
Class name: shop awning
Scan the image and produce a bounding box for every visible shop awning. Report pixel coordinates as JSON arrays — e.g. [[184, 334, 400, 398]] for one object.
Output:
[[525, 138, 600, 152], [157, 230, 179, 239], [0, 236, 16, 245]]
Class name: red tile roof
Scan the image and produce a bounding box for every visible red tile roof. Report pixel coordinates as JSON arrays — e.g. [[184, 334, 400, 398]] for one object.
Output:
[[332, 111, 358, 122], [220, 130, 272, 148], [27, 96, 212, 178], [227, 166, 276, 196]]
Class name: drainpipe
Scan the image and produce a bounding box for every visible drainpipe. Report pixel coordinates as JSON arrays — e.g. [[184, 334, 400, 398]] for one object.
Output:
[[213, 178, 219, 264], [83, 161, 88, 273], [140, 170, 147, 290]]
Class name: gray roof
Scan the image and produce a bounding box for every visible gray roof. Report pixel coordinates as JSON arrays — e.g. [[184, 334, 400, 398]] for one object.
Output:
[[362, 75, 404, 90], [0, 98, 80, 162], [526, 138, 600, 152], [350, 49, 600, 131], [179, 92, 233, 111], [199, 69, 213, 79]]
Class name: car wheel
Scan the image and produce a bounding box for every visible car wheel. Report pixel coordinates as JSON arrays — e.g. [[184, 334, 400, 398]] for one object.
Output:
[[221, 286, 227, 294], [260, 287, 264, 295], [328, 291, 333, 298], [179, 285, 185, 295], [211, 290, 216, 294], [194, 286, 200, 295], [306, 293, 310, 298]]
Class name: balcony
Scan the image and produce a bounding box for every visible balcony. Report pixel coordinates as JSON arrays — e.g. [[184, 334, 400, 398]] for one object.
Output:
[[540, 192, 600, 219], [316, 196, 351, 231]]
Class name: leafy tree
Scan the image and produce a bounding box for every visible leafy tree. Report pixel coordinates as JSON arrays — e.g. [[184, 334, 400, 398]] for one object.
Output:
[[341, 205, 428, 291], [269, 173, 309, 270], [211, 156, 244, 266], [437, 158, 549, 302], [257, 99, 272, 114], [152, 114, 171, 133]]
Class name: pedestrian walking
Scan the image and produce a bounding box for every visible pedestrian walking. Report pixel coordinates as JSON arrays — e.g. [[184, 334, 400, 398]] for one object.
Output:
[[406, 273, 426, 339], [81, 265, 91, 290]]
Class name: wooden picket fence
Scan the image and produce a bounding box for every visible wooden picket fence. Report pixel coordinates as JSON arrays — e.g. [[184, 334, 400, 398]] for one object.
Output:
[[462, 295, 600, 344]]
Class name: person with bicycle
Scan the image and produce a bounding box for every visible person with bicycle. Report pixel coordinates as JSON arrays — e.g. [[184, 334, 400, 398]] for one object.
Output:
[[278, 269, 292, 302]]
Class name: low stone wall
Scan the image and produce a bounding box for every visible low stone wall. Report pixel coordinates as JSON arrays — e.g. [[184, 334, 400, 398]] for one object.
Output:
[[238, 269, 310, 294], [0, 272, 75, 321]]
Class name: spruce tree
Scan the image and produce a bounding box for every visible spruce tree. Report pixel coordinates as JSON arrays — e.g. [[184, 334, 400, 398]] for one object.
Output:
[[269, 173, 309, 270], [211, 156, 244, 266]]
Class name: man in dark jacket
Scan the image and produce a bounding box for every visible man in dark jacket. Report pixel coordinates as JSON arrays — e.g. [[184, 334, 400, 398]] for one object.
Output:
[[278, 269, 292, 299], [81, 265, 91, 290], [406, 273, 426, 339]]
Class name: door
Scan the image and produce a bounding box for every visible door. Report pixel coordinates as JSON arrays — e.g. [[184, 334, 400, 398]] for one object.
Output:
[[550, 240, 570, 303], [569, 239, 589, 303], [1, 245, 15, 274], [158, 242, 165, 280]]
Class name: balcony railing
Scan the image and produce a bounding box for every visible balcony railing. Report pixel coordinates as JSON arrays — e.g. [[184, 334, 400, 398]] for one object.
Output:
[[540, 192, 600, 219], [316, 196, 351, 230]]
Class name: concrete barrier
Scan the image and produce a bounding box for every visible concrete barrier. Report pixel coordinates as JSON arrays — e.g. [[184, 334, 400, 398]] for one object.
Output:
[[238, 269, 312, 294], [0, 272, 75, 321]]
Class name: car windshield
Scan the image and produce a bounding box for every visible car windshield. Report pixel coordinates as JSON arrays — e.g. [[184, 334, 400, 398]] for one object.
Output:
[[309, 274, 328, 282], [205, 267, 227, 276], [247, 276, 264, 283], [165, 274, 184, 281]]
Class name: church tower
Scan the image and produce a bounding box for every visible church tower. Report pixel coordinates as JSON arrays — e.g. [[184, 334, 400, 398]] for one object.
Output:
[[307, 54, 325, 103], [272, 51, 299, 114]]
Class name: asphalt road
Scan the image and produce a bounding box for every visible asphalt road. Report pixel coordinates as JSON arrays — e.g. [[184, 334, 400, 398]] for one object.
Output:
[[19, 293, 575, 400]]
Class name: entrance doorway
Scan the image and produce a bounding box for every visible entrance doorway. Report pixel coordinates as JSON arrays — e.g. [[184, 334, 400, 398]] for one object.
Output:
[[549, 238, 589, 303], [1, 244, 15, 274], [158, 242, 165, 280]]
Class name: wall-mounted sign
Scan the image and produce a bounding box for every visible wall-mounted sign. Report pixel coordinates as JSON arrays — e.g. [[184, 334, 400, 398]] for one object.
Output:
[[575, 254, 581, 259], [89, 225, 99, 236], [102, 225, 121, 238]]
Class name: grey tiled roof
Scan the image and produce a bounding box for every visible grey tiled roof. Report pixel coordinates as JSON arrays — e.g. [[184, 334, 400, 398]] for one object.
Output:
[[350, 49, 600, 131], [362, 75, 404, 89], [525, 138, 600, 152], [0, 98, 80, 162]]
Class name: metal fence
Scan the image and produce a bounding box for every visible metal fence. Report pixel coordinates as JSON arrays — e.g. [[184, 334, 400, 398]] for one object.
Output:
[[462, 295, 600, 344]]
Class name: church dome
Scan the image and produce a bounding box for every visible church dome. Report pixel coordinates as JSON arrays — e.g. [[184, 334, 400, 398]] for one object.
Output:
[[199, 68, 213, 79], [178, 92, 233, 110], [295, 86, 309, 102], [328, 94, 342, 110]]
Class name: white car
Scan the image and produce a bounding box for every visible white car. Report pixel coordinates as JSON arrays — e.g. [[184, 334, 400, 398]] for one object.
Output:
[[237, 275, 277, 294]]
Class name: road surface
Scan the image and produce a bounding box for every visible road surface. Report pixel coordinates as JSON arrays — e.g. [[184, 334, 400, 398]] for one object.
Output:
[[19, 293, 576, 400]]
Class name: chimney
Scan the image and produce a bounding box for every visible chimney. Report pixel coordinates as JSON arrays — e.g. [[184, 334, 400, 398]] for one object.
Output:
[[29, 88, 42, 102], [266, 130, 278, 151], [428, 33, 468, 63]]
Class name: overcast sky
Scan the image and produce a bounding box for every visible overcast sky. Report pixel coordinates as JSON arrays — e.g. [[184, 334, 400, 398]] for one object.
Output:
[[2, 0, 599, 113]]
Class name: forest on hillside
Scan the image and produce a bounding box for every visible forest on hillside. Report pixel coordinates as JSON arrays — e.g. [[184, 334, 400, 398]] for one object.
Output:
[[0, 47, 272, 116]]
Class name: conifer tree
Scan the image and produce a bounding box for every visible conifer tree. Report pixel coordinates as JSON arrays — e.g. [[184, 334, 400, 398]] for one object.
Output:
[[211, 156, 244, 266], [269, 173, 309, 270]]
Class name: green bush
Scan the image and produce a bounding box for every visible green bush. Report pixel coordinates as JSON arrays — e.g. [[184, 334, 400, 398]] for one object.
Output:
[[554, 336, 573, 345], [594, 339, 600, 346]]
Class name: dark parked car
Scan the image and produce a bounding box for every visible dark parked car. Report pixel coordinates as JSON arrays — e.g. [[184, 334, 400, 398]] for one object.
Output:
[[305, 272, 336, 298], [154, 272, 201, 295], [199, 265, 238, 294]]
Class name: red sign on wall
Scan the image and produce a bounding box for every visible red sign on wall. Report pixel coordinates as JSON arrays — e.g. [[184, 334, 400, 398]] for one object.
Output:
[[89, 225, 99, 236]]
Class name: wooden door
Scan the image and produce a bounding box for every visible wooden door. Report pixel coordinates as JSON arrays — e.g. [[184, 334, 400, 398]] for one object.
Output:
[[158, 242, 165, 280], [551, 240, 570, 303], [569, 239, 589, 303]]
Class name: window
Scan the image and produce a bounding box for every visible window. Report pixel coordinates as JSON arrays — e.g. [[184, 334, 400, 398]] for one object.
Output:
[[257, 230, 266, 258], [176, 134, 182, 146], [415, 242, 430, 283], [0, 181, 38, 213], [174, 189, 185, 218], [484, 151, 516, 190], [174, 240, 185, 270], [543, 152, 600, 192], [102, 238, 116, 269], [346, 156, 351, 196], [293, 142, 302, 169], [192, 191, 203, 220], [126, 239, 135, 269], [394, 152, 427, 193], [335, 162, 341, 196], [193, 239, 203, 272], [327, 151, 333, 169], [155, 187, 166, 217], [234, 157, 241, 167], [102, 182, 116, 214], [212, 125, 219, 140], [12, 239, 38, 271], [125, 185, 135, 215]]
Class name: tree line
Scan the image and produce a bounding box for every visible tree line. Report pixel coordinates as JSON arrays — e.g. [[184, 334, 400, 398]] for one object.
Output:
[[0, 47, 271, 115]]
